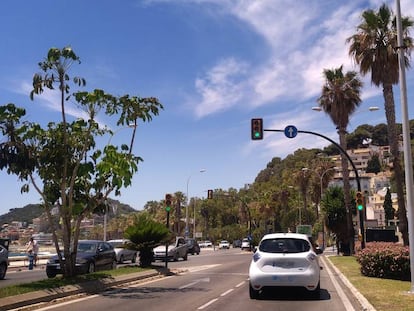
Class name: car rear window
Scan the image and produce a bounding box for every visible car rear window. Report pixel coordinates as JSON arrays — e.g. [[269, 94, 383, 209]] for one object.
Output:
[[259, 238, 311, 253]]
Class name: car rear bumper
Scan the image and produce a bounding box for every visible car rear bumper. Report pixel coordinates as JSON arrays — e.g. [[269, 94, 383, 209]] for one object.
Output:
[[249, 266, 320, 291]]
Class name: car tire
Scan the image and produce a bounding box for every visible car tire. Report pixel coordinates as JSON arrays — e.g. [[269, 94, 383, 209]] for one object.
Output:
[[119, 255, 124, 264], [46, 269, 56, 278], [131, 253, 137, 263], [87, 262, 95, 274], [249, 283, 260, 299], [0, 263, 7, 280]]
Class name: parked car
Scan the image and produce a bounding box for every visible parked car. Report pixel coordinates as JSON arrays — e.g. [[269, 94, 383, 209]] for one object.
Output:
[[249, 232, 323, 299], [153, 237, 188, 261], [241, 238, 251, 251], [199, 240, 213, 248], [108, 239, 138, 264], [218, 240, 230, 249], [46, 240, 117, 278], [185, 238, 200, 255], [233, 239, 242, 248], [0, 238, 9, 280]]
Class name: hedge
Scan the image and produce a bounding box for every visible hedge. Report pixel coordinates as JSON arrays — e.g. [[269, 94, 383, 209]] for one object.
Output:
[[356, 242, 410, 281]]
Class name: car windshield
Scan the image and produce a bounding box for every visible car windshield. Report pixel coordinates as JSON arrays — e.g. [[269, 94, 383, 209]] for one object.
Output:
[[77, 242, 97, 253], [259, 238, 310, 254]]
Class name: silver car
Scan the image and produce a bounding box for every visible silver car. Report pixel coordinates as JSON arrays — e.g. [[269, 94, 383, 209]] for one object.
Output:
[[249, 233, 323, 299], [108, 239, 138, 264]]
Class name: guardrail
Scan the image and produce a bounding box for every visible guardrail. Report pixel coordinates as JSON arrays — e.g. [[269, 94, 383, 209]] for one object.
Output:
[[8, 254, 52, 269]]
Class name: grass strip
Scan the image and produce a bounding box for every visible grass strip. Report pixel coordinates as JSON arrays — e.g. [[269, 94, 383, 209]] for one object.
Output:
[[0, 266, 147, 299], [329, 256, 414, 311]]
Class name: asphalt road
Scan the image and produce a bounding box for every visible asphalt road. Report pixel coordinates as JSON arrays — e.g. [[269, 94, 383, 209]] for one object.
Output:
[[3, 248, 365, 311]]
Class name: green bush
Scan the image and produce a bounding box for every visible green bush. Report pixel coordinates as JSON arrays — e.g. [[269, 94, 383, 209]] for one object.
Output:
[[356, 242, 410, 281]]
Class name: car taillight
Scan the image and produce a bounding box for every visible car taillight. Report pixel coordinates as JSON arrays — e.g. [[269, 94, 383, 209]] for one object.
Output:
[[253, 252, 261, 262]]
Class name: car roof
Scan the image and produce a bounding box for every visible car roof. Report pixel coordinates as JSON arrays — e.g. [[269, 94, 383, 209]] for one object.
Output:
[[260, 233, 310, 241]]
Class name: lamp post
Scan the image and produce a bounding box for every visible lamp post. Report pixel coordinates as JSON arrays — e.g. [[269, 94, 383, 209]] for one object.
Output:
[[186, 169, 206, 237], [319, 167, 338, 249], [104, 124, 136, 241]]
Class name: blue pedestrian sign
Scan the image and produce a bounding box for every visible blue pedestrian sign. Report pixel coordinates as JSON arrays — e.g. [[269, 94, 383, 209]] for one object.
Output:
[[284, 125, 298, 138]]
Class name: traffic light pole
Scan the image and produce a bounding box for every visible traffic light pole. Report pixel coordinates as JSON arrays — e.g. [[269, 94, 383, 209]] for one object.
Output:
[[264, 128, 365, 249]]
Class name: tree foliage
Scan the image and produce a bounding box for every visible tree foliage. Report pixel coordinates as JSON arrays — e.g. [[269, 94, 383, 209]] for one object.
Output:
[[0, 46, 163, 277]]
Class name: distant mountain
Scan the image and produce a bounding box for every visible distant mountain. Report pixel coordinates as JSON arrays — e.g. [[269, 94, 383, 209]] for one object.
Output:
[[0, 204, 44, 226], [0, 199, 137, 227]]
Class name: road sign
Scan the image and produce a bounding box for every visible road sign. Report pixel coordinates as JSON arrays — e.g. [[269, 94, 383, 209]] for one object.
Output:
[[284, 125, 298, 138]]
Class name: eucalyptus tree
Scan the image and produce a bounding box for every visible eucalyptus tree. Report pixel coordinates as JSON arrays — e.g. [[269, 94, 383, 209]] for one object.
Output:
[[347, 4, 413, 245], [317, 66, 362, 254], [0, 47, 163, 277]]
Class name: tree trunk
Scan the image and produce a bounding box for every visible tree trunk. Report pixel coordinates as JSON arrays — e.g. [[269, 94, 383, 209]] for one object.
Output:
[[383, 83, 409, 245], [338, 128, 354, 255]]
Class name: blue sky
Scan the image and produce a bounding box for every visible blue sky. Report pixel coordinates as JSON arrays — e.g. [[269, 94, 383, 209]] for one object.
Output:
[[0, 0, 413, 216]]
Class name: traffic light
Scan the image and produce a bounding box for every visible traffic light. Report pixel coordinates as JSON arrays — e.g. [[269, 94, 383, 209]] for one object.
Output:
[[165, 194, 172, 212], [356, 191, 364, 211], [207, 189, 213, 199], [251, 118, 263, 140]]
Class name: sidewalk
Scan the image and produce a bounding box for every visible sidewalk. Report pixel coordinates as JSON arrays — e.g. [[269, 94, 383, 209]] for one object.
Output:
[[0, 267, 170, 311]]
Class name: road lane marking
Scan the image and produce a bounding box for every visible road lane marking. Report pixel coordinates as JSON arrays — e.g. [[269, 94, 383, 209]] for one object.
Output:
[[235, 281, 245, 287], [320, 256, 355, 311], [198, 298, 219, 310], [220, 289, 234, 296]]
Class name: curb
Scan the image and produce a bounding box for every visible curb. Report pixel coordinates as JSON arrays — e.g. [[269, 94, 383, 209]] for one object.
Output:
[[0, 268, 169, 311], [324, 256, 376, 311]]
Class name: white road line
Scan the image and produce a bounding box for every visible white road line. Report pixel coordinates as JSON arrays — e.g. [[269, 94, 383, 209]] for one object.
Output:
[[320, 256, 355, 311], [220, 289, 234, 296], [235, 281, 245, 287], [198, 298, 219, 310]]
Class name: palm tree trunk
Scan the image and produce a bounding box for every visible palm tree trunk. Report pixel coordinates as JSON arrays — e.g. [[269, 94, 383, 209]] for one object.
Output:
[[383, 83, 409, 245], [338, 128, 354, 255]]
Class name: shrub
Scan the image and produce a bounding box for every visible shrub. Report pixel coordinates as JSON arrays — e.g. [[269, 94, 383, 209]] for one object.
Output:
[[356, 242, 410, 281]]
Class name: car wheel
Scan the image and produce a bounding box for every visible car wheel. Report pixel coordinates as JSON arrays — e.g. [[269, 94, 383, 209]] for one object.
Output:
[[46, 269, 56, 278], [131, 253, 137, 263], [0, 263, 7, 280], [249, 283, 260, 299], [87, 262, 95, 274], [119, 255, 124, 264]]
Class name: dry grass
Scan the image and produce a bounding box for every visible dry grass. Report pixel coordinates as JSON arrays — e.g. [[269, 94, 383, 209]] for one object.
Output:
[[329, 256, 414, 311]]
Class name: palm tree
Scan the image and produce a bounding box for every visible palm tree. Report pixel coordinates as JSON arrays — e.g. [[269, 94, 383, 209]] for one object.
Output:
[[347, 4, 413, 245], [317, 66, 363, 255]]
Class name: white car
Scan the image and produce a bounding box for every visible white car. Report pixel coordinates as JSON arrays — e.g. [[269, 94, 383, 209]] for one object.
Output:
[[107, 239, 138, 264], [218, 240, 230, 249], [241, 238, 251, 251], [199, 240, 213, 248], [248, 233, 323, 299]]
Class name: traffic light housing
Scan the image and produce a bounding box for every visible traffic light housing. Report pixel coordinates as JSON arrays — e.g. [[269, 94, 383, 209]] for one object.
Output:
[[207, 189, 213, 199], [356, 191, 364, 211], [165, 194, 172, 212], [251, 118, 263, 140]]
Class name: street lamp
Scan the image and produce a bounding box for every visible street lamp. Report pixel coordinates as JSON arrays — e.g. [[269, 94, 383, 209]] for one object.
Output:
[[319, 166, 338, 249], [186, 168, 206, 238], [104, 124, 136, 241], [311, 106, 380, 112]]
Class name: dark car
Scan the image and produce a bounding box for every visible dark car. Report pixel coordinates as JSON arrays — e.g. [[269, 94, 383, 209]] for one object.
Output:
[[185, 238, 200, 255], [46, 240, 117, 278]]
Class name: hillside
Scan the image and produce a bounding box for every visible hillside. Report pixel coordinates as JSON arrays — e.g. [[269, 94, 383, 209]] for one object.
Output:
[[0, 199, 137, 227]]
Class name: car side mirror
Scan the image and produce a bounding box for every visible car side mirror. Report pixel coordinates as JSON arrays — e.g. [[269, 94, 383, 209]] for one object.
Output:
[[315, 247, 323, 255]]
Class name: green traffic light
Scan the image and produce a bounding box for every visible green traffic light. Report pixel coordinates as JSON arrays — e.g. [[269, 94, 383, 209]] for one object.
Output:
[[166, 206, 171, 212], [357, 204, 363, 211], [254, 132, 260, 138]]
